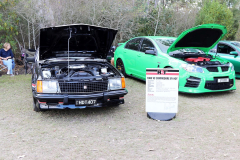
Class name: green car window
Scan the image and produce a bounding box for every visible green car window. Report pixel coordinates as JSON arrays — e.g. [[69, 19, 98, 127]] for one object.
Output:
[[140, 39, 155, 52], [217, 43, 235, 54], [125, 38, 142, 51]]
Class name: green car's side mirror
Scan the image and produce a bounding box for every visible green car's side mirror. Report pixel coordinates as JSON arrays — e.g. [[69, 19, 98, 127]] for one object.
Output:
[[145, 50, 156, 55], [230, 51, 238, 56]]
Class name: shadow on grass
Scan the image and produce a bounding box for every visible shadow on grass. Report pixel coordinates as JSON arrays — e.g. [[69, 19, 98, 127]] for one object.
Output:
[[179, 90, 235, 98], [37, 104, 124, 119]]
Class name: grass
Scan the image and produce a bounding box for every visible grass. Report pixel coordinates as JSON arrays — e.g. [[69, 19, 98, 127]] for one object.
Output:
[[0, 75, 240, 159]]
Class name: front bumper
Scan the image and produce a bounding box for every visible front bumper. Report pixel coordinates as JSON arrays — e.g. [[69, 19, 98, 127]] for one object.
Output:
[[179, 70, 236, 93], [33, 89, 128, 110]]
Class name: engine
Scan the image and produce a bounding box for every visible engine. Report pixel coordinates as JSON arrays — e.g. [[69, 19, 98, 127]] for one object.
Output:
[[41, 63, 116, 80], [170, 52, 224, 66], [185, 57, 222, 66]]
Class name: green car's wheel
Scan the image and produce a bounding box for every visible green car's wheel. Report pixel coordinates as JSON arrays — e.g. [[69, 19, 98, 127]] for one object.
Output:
[[33, 98, 41, 112], [116, 59, 127, 76]]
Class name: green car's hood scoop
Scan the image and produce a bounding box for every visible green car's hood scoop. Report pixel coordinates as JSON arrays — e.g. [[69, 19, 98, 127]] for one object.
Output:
[[167, 24, 227, 54]]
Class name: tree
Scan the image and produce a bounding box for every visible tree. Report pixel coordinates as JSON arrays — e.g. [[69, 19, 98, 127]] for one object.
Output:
[[136, 1, 198, 37], [195, 0, 237, 40], [0, 0, 19, 54]]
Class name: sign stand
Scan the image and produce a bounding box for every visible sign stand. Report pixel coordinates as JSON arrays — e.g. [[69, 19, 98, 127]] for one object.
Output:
[[147, 112, 176, 121], [146, 68, 179, 121]]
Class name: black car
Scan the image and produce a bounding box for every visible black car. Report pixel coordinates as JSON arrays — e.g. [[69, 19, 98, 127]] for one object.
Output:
[[30, 24, 128, 112]]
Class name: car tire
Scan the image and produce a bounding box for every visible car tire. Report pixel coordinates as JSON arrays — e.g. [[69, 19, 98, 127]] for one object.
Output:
[[116, 59, 127, 77], [33, 98, 41, 112]]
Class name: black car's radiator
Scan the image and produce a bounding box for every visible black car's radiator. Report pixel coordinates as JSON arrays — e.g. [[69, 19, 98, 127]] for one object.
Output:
[[59, 81, 108, 93]]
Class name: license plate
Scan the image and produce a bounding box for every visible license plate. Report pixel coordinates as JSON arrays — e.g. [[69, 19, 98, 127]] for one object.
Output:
[[75, 99, 97, 106], [218, 78, 229, 83]]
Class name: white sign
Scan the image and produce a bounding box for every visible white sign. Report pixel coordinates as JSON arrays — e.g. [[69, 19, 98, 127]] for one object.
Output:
[[146, 68, 179, 114]]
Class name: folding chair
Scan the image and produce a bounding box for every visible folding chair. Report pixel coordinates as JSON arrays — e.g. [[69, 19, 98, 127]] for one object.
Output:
[[0, 60, 7, 76], [0, 59, 15, 75], [12, 58, 15, 75]]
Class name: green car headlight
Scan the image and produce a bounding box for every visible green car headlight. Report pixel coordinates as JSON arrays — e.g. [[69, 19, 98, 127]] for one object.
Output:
[[229, 63, 234, 71], [42, 81, 59, 93], [181, 64, 204, 73], [108, 78, 122, 90]]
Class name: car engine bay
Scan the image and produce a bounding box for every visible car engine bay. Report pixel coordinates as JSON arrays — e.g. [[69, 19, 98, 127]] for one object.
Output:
[[40, 62, 119, 80], [170, 52, 227, 66]]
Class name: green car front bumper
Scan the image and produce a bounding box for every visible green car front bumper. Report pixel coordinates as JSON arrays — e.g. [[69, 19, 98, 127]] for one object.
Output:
[[179, 70, 236, 93]]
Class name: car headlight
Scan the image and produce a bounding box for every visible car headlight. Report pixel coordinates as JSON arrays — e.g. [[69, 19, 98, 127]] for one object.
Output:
[[37, 80, 59, 93], [181, 64, 204, 73], [229, 63, 234, 71], [108, 78, 125, 90]]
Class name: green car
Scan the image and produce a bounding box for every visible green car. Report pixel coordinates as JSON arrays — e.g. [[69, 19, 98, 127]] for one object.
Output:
[[114, 24, 236, 93], [209, 41, 240, 78]]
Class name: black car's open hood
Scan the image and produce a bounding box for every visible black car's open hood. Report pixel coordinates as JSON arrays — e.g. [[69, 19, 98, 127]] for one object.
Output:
[[39, 24, 118, 60]]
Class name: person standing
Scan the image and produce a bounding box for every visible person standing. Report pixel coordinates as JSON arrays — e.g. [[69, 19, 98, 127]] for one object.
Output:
[[108, 46, 115, 66], [0, 43, 14, 76]]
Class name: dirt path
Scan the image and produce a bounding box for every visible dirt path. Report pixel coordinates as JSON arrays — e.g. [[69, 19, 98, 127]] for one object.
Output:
[[0, 75, 239, 159]]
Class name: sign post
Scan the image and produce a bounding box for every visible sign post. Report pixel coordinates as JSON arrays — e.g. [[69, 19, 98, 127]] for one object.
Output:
[[146, 68, 179, 121]]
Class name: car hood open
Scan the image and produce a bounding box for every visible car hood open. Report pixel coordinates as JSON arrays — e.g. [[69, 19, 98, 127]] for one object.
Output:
[[39, 24, 118, 60], [167, 24, 227, 54]]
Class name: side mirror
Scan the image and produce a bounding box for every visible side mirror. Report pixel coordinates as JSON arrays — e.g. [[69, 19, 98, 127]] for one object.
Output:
[[230, 51, 238, 56], [145, 50, 156, 55]]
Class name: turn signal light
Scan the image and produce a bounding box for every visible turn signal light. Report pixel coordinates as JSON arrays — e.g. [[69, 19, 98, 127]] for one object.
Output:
[[37, 80, 43, 93], [121, 77, 125, 88]]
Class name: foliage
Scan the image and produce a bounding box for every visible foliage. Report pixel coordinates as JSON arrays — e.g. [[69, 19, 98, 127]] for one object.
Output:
[[0, 0, 240, 53], [137, 3, 175, 37], [195, 0, 237, 40], [0, 0, 19, 54]]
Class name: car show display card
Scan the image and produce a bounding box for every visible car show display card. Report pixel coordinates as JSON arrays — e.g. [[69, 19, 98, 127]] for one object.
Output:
[[146, 68, 179, 121]]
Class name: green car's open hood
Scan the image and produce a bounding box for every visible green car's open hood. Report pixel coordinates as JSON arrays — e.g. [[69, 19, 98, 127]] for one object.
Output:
[[167, 24, 227, 54]]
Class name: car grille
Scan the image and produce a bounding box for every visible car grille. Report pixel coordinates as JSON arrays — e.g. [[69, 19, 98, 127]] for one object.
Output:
[[221, 66, 229, 72], [184, 76, 201, 88], [205, 78, 234, 90], [206, 67, 218, 72], [59, 81, 108, 93]]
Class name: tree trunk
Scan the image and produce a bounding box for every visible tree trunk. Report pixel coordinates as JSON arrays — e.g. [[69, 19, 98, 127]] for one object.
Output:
[[32, 22, 36, 50], [28, 21, 31, 49], [154, 4, 161, 36]]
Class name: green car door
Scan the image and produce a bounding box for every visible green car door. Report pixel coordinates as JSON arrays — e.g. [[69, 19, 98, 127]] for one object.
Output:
[[122, 38, 142, 75], [213, 42, 240, 74], [136, 38, 160, 79]]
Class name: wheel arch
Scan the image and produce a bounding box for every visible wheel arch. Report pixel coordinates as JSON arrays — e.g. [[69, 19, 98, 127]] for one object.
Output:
[[164, 66, 173, 68]]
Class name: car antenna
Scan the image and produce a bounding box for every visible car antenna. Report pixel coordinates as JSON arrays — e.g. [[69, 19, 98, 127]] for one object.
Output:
[[68, 28, 72, 81]]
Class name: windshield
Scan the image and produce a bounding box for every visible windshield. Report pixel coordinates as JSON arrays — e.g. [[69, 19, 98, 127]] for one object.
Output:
[[154, 38, 203, 54]]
